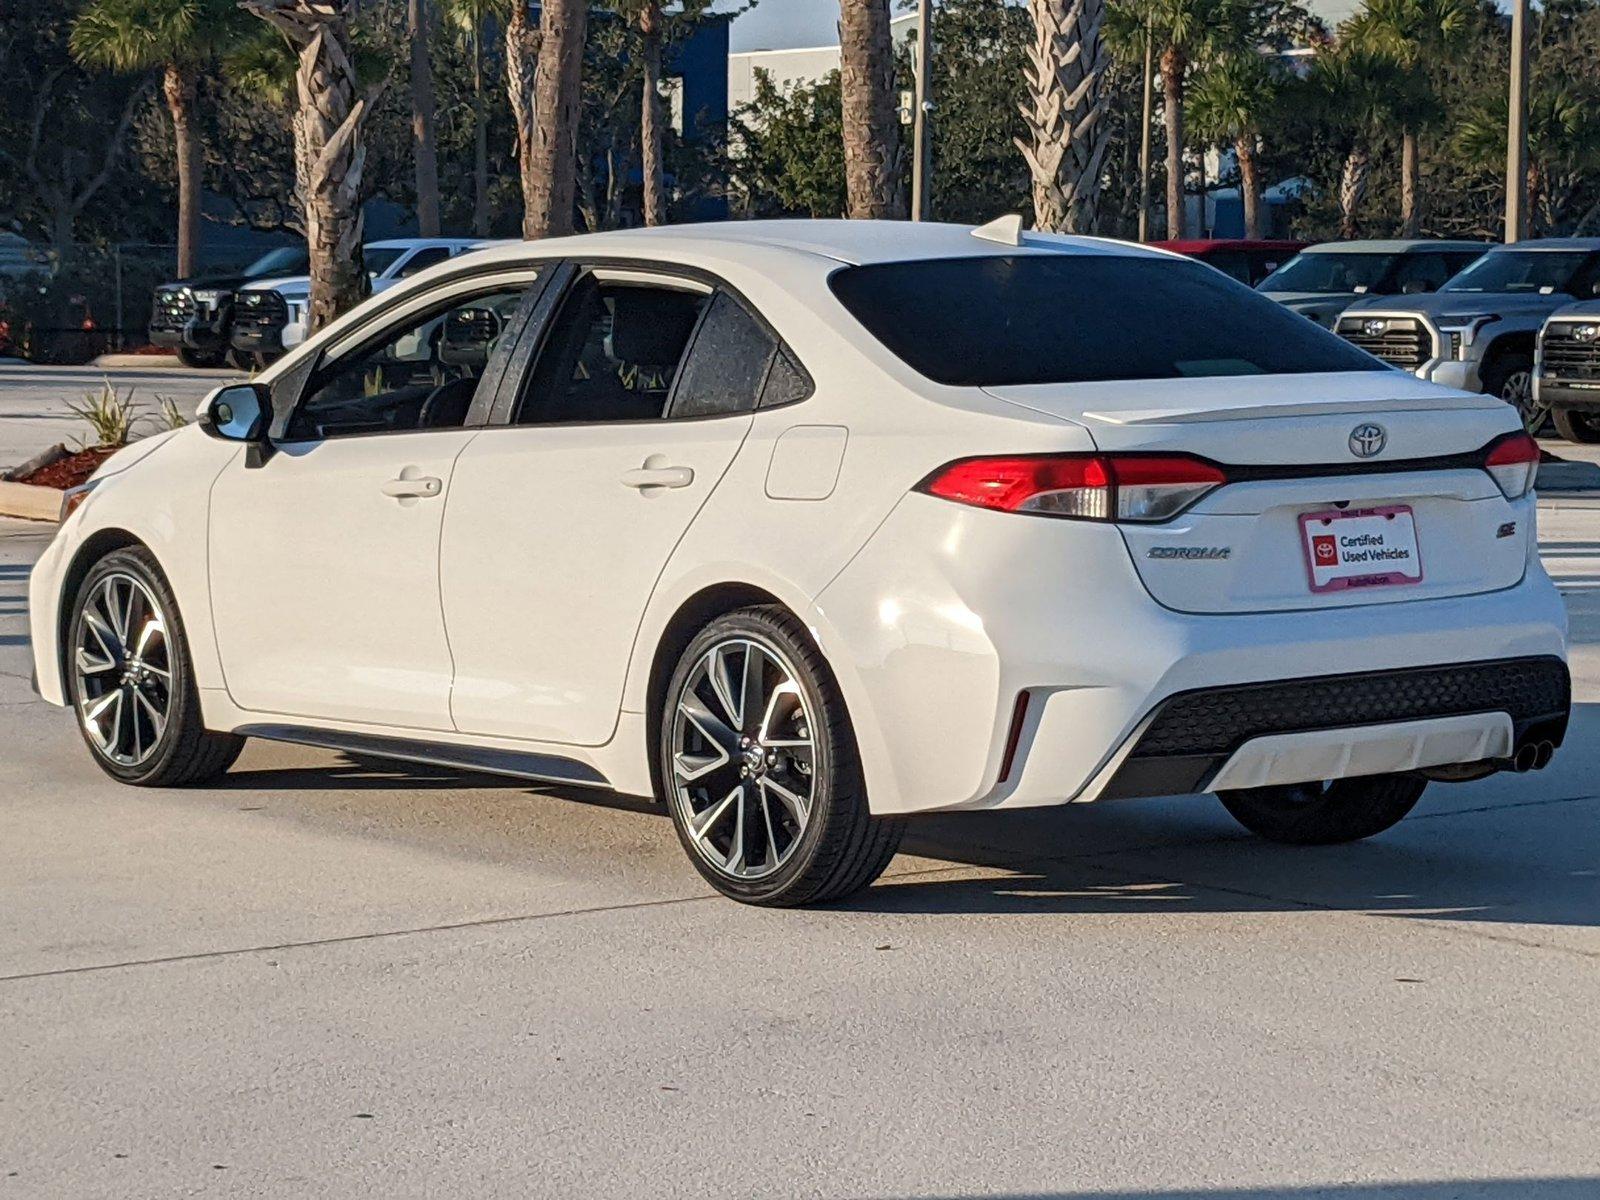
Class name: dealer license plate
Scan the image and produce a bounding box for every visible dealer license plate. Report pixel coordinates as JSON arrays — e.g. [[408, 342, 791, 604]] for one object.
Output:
[[1299, 505, 1423, 593]]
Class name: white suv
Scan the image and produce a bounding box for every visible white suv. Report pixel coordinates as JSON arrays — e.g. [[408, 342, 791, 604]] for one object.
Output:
[[29, 221, 1570, 906], [231, 238, 478, 362]]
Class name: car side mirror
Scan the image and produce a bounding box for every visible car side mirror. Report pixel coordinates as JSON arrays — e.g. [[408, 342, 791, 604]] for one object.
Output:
[[1401, 280, 1429, 294], [198, 382, 274, 466]]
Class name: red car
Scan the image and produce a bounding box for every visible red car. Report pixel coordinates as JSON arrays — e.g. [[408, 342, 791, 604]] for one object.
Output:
[[1151, 239, 1307, 287]]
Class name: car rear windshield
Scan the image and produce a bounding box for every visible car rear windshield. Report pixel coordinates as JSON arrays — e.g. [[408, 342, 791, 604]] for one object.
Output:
[[829, 254, 1384, 387]]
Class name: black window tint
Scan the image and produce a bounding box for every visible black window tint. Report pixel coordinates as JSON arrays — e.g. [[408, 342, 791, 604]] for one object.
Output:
[[1200, 250, 1251, 283], [1445, 251, 1485, 278], [289, 283, 532, 440], [517, 276, 707, 424], [398, 247, 451, 278], [669, 292, 777, 418], [760, 346, 812, 408], [829, 255, 1384, 386]]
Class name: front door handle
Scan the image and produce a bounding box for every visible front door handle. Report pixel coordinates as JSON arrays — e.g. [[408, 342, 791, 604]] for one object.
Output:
[[620, 456, 694, 491], [381, 475, 442, 499]]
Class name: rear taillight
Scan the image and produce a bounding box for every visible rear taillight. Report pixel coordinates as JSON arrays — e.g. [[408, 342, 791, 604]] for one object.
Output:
[[1484, 432, 1539, 500], [917, 453, 1226, 523]]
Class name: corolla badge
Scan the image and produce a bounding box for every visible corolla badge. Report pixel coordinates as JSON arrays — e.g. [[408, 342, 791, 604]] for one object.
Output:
[[1349, 422, 1387, 458], [1362, 318, 1388, 337]]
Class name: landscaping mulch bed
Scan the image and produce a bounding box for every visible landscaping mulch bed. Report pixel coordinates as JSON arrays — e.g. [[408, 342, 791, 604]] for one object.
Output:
[[17, 446, 118, 490]]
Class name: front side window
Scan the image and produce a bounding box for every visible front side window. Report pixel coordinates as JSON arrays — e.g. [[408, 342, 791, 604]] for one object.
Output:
[[363, 247, 407, 279], [515, 275, 708, 424], [831, 254, 1383, 387], [398, 247, 452, 278], [288, 282, 532, 440]]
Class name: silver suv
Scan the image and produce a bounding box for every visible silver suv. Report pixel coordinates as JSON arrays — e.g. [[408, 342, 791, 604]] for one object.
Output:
[[1536, 299, 1600, 442], [1337, 238, 1600, 426], [1257, 239, 1487, 328]]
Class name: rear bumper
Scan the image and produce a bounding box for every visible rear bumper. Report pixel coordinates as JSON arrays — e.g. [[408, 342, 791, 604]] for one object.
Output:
[[815, 495, 1568, 816], [1097, 656, 1568, 800]]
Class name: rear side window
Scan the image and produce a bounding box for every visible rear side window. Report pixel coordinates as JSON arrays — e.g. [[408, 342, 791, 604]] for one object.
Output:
[[829, 255, 1383, 386], [669, 292, 777, 418]]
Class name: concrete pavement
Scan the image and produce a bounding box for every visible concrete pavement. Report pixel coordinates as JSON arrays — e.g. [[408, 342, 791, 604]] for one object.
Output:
[[0, 363, 237, 472], [1, 509, 1599, 1196]]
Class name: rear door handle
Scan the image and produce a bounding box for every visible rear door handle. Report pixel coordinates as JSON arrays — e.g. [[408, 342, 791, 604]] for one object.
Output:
[[620, 459, 694, 491], [381, 476, 442, 499]]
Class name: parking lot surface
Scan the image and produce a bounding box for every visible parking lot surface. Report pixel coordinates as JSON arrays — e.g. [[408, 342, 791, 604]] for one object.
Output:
[[0, 363, 236, 471], [1, 502, 1598, 1196]]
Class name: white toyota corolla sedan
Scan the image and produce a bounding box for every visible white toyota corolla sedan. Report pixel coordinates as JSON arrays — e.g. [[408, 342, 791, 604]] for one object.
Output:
[[29, 219, 1570, 905]]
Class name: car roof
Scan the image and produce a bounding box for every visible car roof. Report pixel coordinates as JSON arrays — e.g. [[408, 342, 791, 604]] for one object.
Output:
[[1484, 237, 1600, 252], [1302, 239, 1489, 253], [455, 219, 1174, 269], [1153, 239, 1304, 253], [367, 237, 478, 250]]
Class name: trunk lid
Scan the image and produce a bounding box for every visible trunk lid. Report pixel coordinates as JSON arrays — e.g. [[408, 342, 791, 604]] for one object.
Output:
[[983, 372, 1530, 615]]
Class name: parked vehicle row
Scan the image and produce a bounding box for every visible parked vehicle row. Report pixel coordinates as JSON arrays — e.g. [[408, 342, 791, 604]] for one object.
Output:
[[39, 219, 1569, 906], [1159, 235, 1600, 442], [149, 239, 477, 368]]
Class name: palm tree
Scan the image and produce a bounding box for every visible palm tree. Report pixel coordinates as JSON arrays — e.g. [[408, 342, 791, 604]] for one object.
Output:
[[839, 0, 903, 219], [1107, 0, 1213, 239], [1017, 0, 1112, 233], [1342, 0, 1470, 236], [442, 0, 499, 237], [225, 31, 308, 229], [410, 0, 442, 236], [503, 0, 540, 236], [526, 0, 587, 237], [1456, 84, 1600, 237], [70, 0, 246, 279], [1307, 49, 1398, 238], [1188, 52, 1282, 238], [243, 0, 376, 328]]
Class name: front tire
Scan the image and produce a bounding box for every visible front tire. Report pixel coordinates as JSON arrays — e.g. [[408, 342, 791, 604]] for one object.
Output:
[[67, 547, 244, 786], [1553, 407, 1600, 444], [176, 346, 226, 370], [1218, 774, 1426, 845], [659, 606, 904, 906], [1482, 352, 1540, 430]]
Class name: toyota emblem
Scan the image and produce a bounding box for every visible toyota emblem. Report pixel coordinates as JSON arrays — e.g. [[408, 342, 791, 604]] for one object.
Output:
[[1362, 318, 1387, 337], [1349, 423, 1387, 458]]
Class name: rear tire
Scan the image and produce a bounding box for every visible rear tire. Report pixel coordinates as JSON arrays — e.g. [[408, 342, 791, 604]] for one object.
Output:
[[1553, 407, 1600, 444], [659, 606, 905, 906], [1217, 774, 1426, 845], [67, 546, 244, 786]]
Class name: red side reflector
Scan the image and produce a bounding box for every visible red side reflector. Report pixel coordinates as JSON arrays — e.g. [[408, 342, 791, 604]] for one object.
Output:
[[999, 691, 1030, 783]]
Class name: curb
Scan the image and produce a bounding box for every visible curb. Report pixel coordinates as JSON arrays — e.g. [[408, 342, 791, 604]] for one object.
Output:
[[88, 353, 186, 369], [0, 480, 61, 523]]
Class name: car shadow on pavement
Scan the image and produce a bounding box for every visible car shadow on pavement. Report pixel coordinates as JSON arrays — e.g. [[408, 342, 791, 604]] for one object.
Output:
[[903, 1183, 1600, 1199]]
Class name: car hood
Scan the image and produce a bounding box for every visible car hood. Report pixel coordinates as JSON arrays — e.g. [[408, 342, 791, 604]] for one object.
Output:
[[155, 271, 255, 293], [1344, 289, 1576, 323], [1264, 293, 1358, 327], [239, 275, 311, 298], [1548, 298, 1600, 320]]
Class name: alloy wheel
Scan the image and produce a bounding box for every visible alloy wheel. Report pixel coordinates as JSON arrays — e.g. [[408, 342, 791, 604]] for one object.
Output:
[[668, 637, 817, 881], [1501, 369, 1544, 431], [73, 572, 172, 767]]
